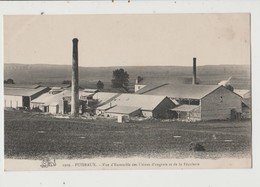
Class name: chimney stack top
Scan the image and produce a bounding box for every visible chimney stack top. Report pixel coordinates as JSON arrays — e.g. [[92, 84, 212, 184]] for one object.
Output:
[[72, 38, 79, 43]]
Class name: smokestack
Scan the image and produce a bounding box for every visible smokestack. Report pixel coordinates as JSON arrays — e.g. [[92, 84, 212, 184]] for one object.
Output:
[[192, 57, 197, 85], [71, 38, 79, 116]]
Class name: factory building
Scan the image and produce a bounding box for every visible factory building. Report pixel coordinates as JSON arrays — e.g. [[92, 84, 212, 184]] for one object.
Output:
[[137, 84, 242, 121], [31, 88, 94, 114], [4, 84, 49, 109], [96, 93, 178, 119]]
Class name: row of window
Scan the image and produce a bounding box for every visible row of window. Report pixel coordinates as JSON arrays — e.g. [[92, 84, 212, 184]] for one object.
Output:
[[4, 100, 19, 108]]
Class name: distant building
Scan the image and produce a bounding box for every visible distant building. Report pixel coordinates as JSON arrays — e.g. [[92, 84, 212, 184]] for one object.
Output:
[[137, 84, 243, 120], [134, 77, 201, 93], [4, 85, 49, 109]]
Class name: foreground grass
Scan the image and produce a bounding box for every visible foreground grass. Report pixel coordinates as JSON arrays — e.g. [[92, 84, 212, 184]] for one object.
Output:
[[4, 110, 251, 159]]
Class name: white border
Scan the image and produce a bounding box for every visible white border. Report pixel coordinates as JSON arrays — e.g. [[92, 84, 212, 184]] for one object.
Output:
[[1, 1, 260, 187]]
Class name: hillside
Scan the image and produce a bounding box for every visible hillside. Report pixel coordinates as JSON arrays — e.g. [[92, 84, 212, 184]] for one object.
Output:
[[4, 64, 250, 90]]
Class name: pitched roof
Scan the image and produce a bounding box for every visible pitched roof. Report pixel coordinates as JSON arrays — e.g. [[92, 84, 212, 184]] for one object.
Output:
[[4, 86, 48, 97], [136, 76, 200, 85], [135, 83, 168, 94], [105, 106, 140, 115], [170, 105, 199, 112], [96, 103, 116, 111], [39, 83, 71, 88], [242, 98, 251, 108], [93, 92, 121, 106], [83, 88, 99, 93], [111, 94, 170, 111], [31, 90, 68, 105], [137, 84, 221, 99], [31, 89, 88, 105], [4, 84, 41, 89], [233, 89, 250, 97]]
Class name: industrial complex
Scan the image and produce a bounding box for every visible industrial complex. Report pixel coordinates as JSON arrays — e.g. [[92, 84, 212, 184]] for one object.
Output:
[[4, 39, 251, 122]]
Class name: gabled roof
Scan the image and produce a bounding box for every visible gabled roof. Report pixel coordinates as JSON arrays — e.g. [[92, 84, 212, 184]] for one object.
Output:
[[31, 90, 69, 105], [96, 103, 116, 111], [83, 88, 99, 93], [234, 89, 250, 97], [4, 84, 41, 89], [105, 106, 140, 115], [135, 83, 168, 94], [93, 92, 121, 106], [39, 83, 71, 88], [31, 89, 88, 105], [137, 84, 221, 100], [4, 86, 48, 97], [242, 98, 251, 108], [111, 94, 171, 111], [136, 77, 200, 85]]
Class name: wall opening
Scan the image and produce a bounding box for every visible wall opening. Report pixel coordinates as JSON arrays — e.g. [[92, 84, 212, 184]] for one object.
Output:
[[22, 96, 30, 108]]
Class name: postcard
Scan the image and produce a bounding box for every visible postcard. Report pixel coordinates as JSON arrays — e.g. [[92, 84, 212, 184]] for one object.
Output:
[[3, 13, 251, 171]]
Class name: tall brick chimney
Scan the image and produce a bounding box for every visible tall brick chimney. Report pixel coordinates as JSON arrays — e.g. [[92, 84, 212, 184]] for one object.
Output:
[[192, 57, 197, 85], [71, 38, 79, 116]]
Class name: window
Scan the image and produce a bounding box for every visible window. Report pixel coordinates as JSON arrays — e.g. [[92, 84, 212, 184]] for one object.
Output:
[[220, 96, 223, 103]]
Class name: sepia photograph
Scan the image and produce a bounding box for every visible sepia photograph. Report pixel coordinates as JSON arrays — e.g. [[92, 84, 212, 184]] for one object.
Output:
[[3, 13, 251, 171]]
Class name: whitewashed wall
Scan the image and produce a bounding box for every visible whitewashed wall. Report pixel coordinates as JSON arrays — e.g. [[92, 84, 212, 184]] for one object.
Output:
[[4, 95, 23, 108]]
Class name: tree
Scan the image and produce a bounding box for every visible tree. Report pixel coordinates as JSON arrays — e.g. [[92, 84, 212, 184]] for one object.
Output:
[[96, 80, 104, 89], [226, 84, 234, 92], [62, 80, 71, 85], [4, 79, 15, 84], [136, 76, 143, 84], [111, 68, 129, 89]]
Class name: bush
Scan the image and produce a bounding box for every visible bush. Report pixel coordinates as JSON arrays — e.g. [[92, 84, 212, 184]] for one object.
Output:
[[188, 142, 206, 152], [31, 107, 43, 112]]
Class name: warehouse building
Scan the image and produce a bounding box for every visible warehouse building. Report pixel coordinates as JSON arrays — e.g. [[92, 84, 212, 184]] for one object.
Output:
[[97, 93, 178, 118], [31, 88, 94, 114], [137, 84, 243, 121], [4, 85, 49, 109]]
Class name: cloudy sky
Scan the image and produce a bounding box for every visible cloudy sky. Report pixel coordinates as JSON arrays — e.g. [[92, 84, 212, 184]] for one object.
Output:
[[4, 14, 250, 67]]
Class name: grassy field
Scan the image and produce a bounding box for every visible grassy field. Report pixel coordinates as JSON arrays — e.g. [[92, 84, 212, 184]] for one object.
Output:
[[4, 110, 251, 160]]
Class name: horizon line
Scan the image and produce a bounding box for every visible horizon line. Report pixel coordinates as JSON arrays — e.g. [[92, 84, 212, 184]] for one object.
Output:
[[4, 63, 250, 68]]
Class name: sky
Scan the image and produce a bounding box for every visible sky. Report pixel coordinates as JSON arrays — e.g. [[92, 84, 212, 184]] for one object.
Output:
[[4, 14, 250, 67]]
